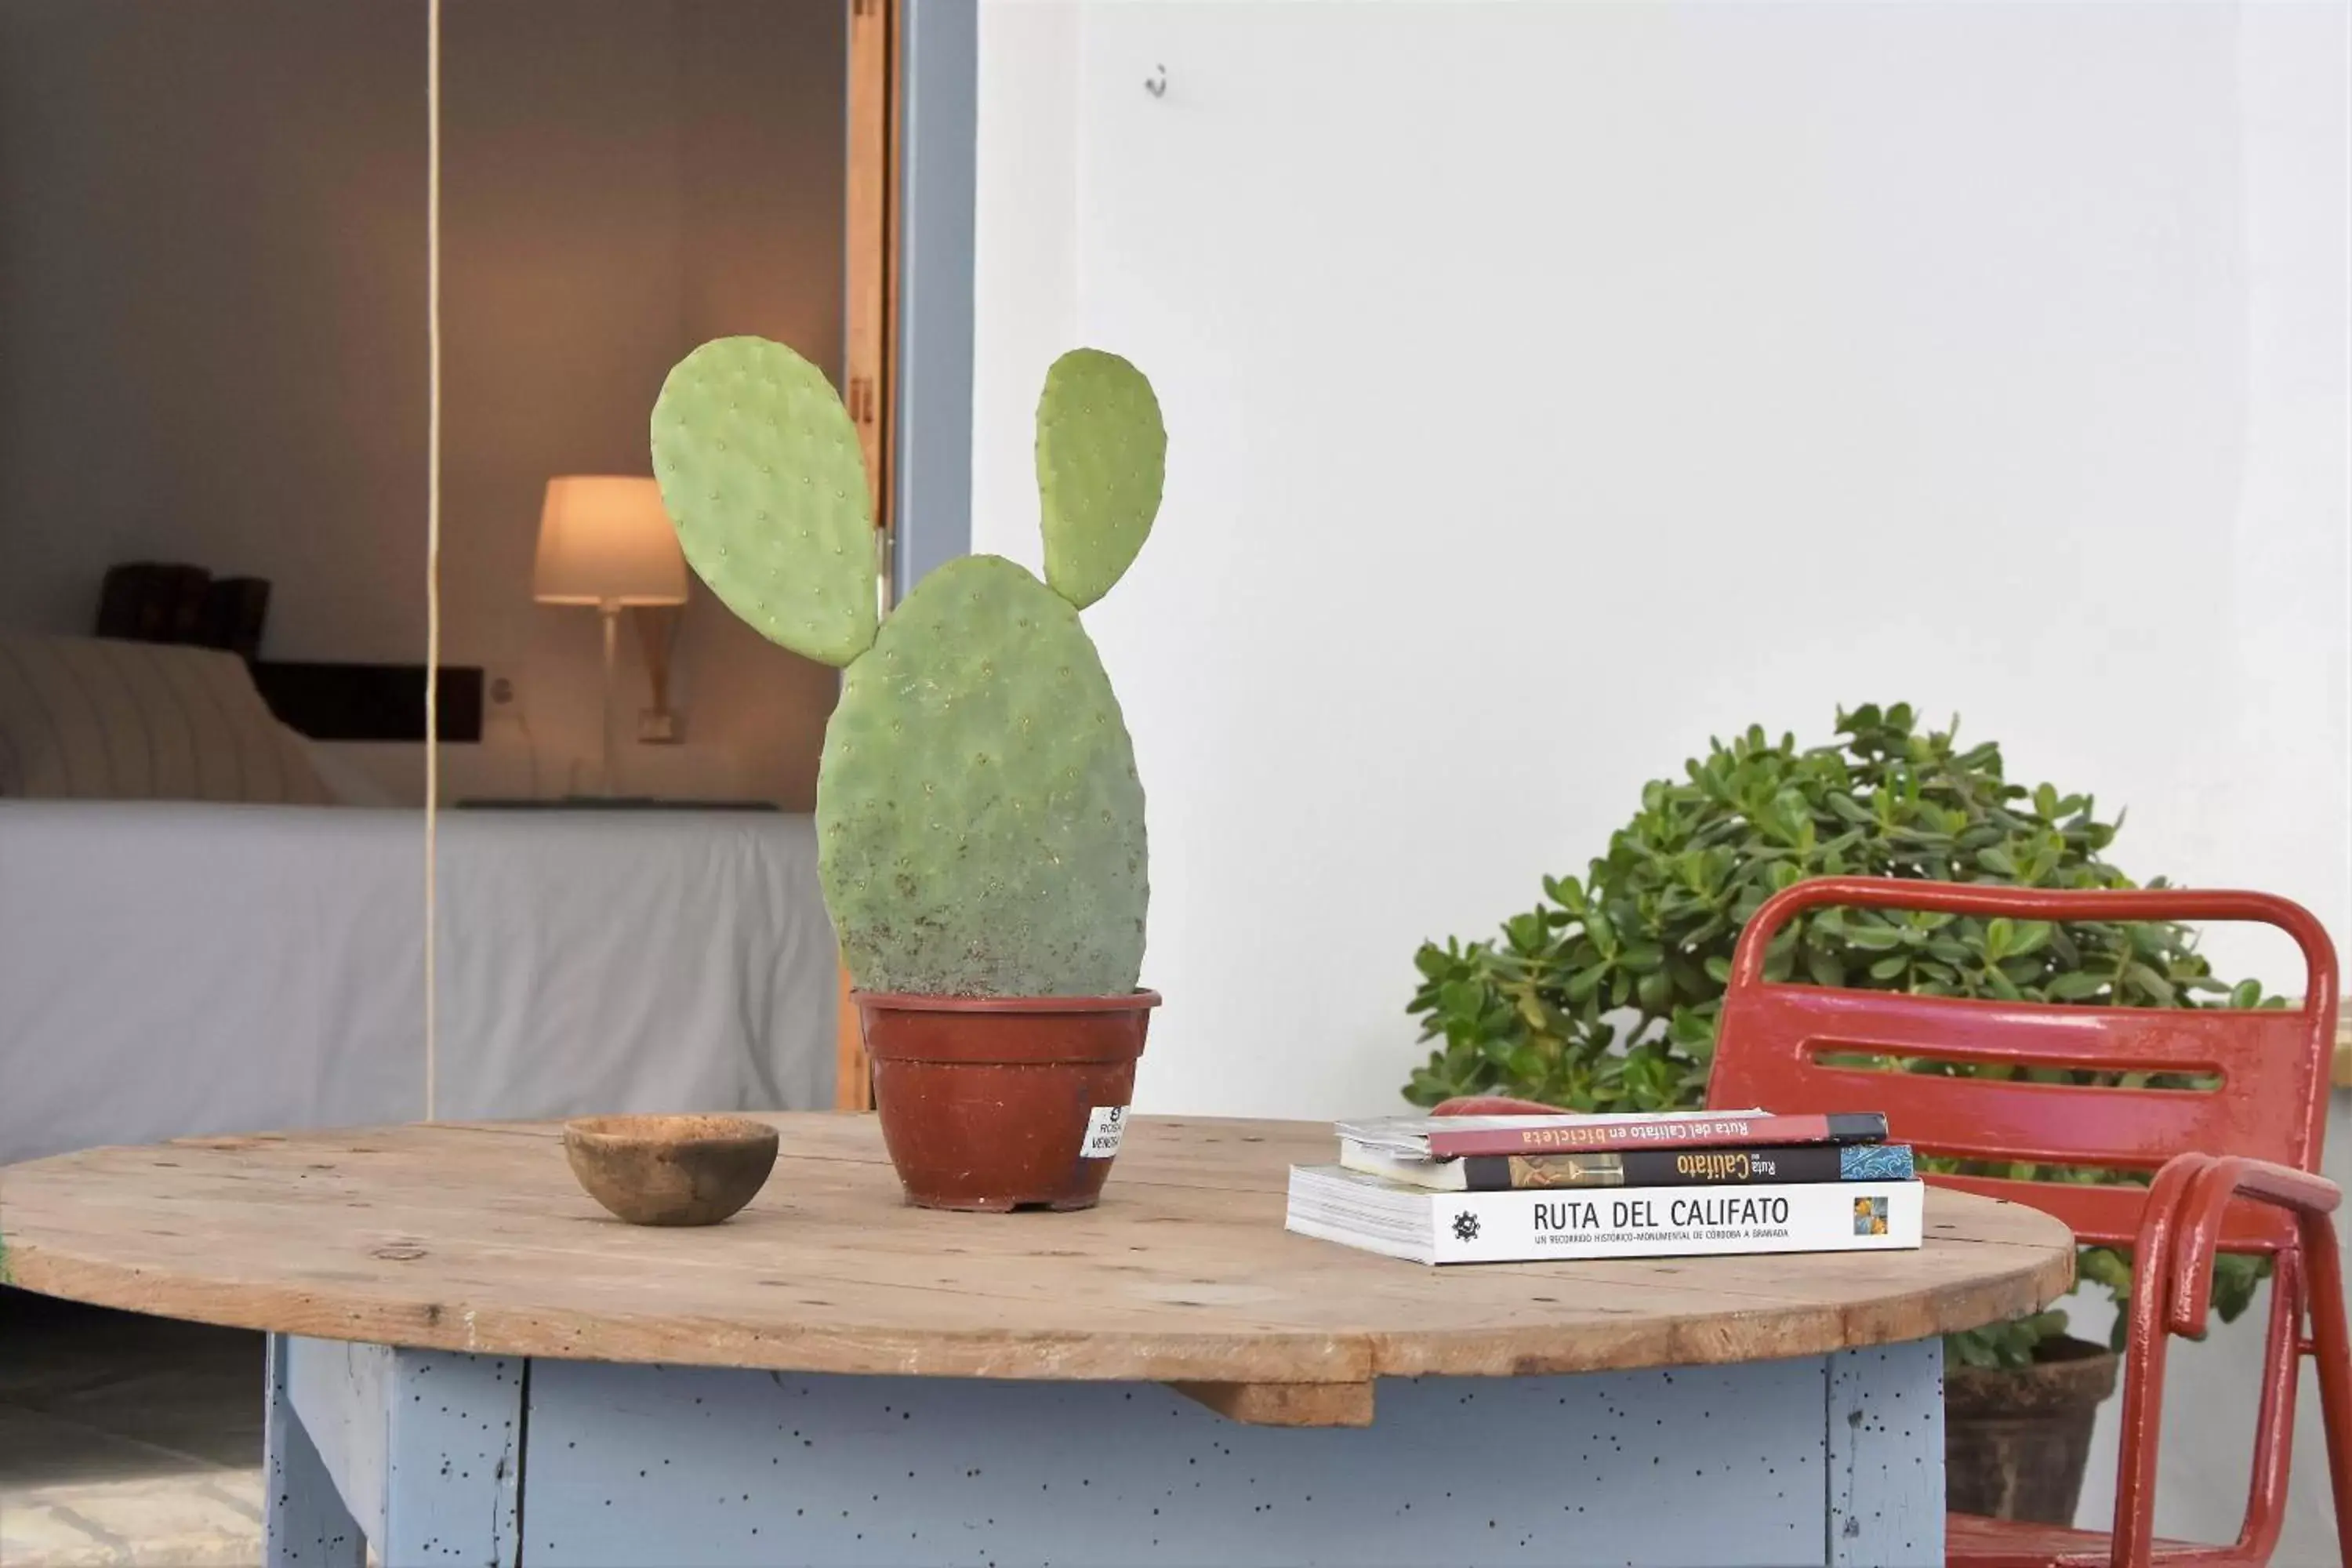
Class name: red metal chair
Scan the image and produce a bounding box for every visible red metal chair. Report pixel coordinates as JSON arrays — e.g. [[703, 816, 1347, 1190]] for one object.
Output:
[[1710, 878, 2348, 1568]]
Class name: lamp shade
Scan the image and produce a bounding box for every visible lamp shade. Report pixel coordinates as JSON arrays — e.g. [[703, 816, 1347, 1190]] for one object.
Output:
[[533, 476, 689, 608]]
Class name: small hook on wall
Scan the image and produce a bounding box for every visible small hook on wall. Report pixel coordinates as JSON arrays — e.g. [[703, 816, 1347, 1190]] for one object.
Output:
[[1144, 63, 1167, 99]]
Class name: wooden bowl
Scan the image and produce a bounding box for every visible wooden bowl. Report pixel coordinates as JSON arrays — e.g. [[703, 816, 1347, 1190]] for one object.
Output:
[[561, 1114, 779, 1226]]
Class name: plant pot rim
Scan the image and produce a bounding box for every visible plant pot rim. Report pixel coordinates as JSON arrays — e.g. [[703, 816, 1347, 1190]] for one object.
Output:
[[853, 989, 1162, 1014], [1947, 1334, 2116, 1374], [1944, 1334, 2120, 1417]]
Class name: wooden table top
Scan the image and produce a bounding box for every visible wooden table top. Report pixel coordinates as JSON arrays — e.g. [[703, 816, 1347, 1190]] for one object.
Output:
[[0, 1114, 2071, 1411]]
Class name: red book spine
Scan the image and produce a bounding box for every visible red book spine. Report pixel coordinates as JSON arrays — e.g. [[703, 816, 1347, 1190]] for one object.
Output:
[[1423, 1112, 1886, 1158]]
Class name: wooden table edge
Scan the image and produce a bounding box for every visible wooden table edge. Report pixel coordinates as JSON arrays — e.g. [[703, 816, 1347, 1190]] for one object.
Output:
[[0, 1118, 2079, 1428], [0, 1219, 2071, 1428]]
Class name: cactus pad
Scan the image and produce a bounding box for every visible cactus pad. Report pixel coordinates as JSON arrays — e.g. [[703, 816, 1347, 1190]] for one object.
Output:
[[816, 554, 1147, 996], [1035, 348, 1165, 610], [652, 336, 878, 667]]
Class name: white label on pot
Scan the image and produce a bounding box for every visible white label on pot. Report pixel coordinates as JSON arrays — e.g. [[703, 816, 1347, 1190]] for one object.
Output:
[[1081, 1105, 1127, 1159]]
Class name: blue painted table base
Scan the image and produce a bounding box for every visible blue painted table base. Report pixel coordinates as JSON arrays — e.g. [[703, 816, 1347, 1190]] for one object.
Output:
[[266, 1334, 1945, 1567]]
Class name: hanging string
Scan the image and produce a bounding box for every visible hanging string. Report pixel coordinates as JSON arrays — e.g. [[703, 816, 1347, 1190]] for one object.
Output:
[[423, 0, 444, 1123]]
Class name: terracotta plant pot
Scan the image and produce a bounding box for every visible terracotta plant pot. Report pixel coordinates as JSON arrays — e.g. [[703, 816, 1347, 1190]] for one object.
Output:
[[855, 989, 1160, 1211], [1945, 1335, 2120, 1525]]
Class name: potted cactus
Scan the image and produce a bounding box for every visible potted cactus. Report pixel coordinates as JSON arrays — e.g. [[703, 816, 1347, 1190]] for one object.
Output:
[[650, 336, 1165, 1211]]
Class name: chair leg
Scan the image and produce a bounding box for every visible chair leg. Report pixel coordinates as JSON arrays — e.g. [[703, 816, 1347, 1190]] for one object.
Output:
[[2299, 1213, 2352, 1568], [2111, 1154, 2212, 1568]]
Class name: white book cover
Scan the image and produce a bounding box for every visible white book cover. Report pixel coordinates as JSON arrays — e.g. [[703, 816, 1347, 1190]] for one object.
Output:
[[1285, 1164, 1924, 1265]]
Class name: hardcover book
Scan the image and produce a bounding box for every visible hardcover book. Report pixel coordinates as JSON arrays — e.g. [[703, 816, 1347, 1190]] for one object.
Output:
[[1285, 1163, 1924, 1265], [1336, 1109, 1889, 1160], [1338, 1141, 1916, 1192]]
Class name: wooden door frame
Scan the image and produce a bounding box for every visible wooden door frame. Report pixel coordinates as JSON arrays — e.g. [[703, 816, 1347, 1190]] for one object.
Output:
[[838, 0, 896, 1110], [837, 0, 976, 1109]]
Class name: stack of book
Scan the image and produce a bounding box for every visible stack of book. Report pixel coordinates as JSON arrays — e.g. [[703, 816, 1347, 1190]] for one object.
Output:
[[1286, 1107, 1921, 1265]]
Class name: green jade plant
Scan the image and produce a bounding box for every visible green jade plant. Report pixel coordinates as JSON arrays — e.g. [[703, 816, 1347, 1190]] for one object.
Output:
[[649, 336, 1164, 999]]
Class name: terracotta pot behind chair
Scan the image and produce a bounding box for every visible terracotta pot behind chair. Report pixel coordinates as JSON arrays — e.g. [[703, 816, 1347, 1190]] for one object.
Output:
[[1943, 1337, 2120, 1526]]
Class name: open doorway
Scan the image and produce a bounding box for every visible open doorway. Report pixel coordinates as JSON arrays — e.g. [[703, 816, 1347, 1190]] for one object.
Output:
[[0, 4, 895, 1548]]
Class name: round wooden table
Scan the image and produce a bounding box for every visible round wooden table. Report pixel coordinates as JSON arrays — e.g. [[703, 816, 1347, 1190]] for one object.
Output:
[[0, 1114, 2071, 1568]]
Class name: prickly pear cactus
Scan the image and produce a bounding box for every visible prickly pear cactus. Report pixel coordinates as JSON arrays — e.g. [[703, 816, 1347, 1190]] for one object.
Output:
[[650, 337, 1163, 996]]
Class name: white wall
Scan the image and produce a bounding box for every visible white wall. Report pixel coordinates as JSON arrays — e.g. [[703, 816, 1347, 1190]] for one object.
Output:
[[975, 2, 2348, 1552], [975, 0, 2347, 1112], [0, 0, 843, 806]]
